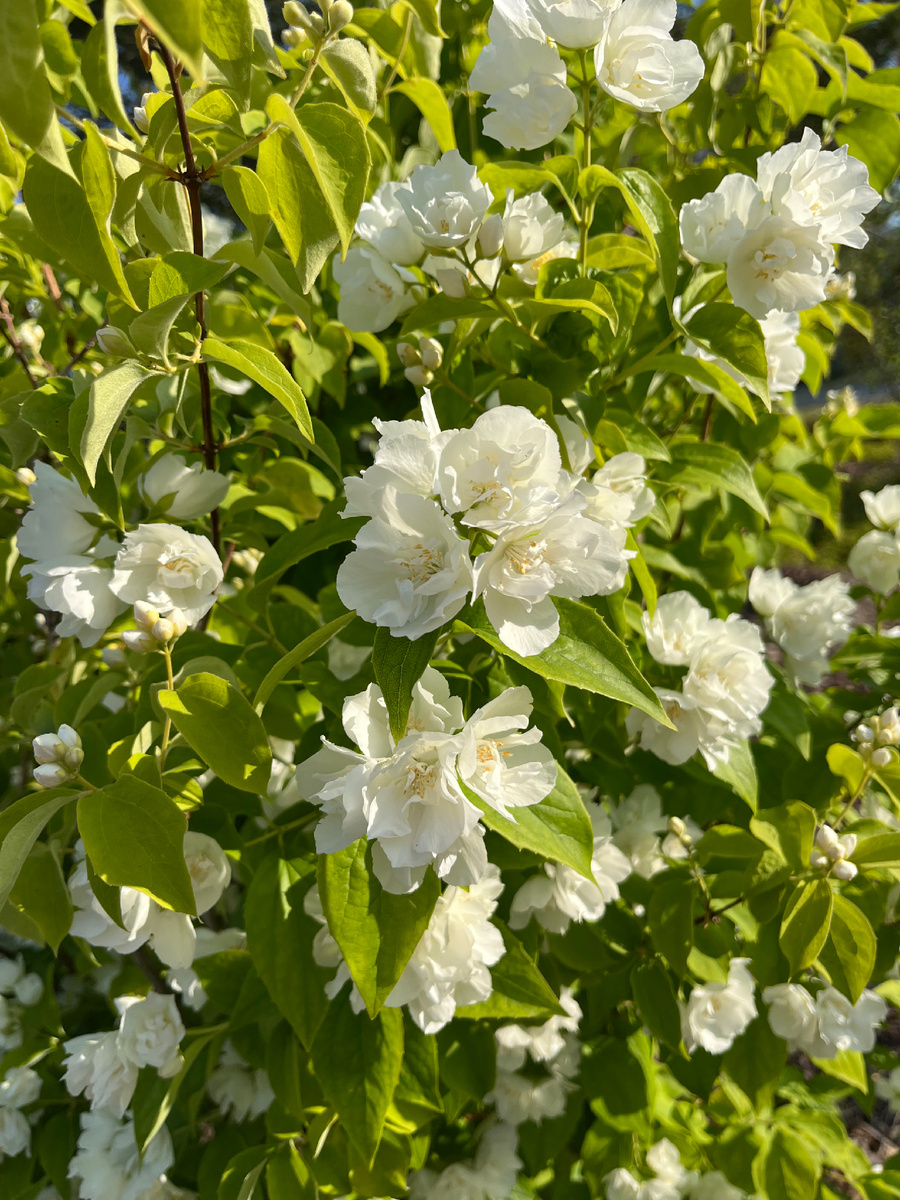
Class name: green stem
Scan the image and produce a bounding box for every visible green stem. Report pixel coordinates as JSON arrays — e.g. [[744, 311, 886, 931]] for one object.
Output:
[[577, 50, 595, 275], [377, 10, 413, 103], [159, 643, 175, 769]]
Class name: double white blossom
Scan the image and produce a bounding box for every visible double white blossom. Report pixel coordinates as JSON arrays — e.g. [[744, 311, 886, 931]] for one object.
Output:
[[606, 1140, 746, 1200], [207, 1042, 275, 1122], [110, 524, 223, 625], [0, 1066, 41, 1160], [486, 988, 582, 1124], [749, 567, 854, 684], [333, 244, 415, 333], [681, 958, 757, 1054], [410, 1120, 521, 1200], [68, 1110, 174, 1200], [849, 484, 900, 594], [398, 151, 493, 249], [140, 455, 230, 521], [593, 0, 705, 112], [0, 956, 43, 1008], [608, 784, 700, 878], [764, 982, 886, 1057]]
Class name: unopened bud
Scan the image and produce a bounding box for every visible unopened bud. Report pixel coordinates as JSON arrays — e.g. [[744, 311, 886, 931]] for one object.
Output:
[[872, 747, 892, 768], [827, 840, 847, 862], [477, 212, 503, 258], [32, 734, 61, 765], [96, 327, 135, 358], [810, 847, 829, 870], [284, 1, 325, 35], [169, 609, 188, 639], [62, 745, 84, 771], [123, 629, 156, 654], [152, 618, 176, 644], [833, 859, 858, 882], [667, 816, 686, 838], [134, 602, 160, 630], [327, 0, 354, 31], [158, 1052, 185, 1079], [34, 762, 70, 788], [419, 337, 443, 370], [396, 341, 420, 368], [102, 646, 126, 668], [405, 365, 433, 388], [15, 467, 36, 487], [854, 723, 875, 744]]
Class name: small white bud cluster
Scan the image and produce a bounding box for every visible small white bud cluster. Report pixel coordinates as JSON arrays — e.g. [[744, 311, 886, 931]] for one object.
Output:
[[283, 0, 353, 44], [851, 706, 900, 768], [33, 724, 83, 788], [396, 337, 443, 387], [810, 825, 858, 881], [122, 602, 188, 654], [15, 467, 36, 487], [667, 815, 692, 847]]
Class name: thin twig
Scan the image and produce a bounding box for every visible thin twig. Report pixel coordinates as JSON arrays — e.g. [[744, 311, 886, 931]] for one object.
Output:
[[377, 10, 413, 103], [0, 299, 38, 389], [42, 264, 64, 313], [62, 329, 101, 376]]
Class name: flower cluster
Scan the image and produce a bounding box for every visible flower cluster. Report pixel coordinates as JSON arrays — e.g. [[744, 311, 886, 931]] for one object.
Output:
[[749, 567, 854, 685], [681, 130, 879, 319], [307, 866, 505, 1033], [626, 592, 773, 767], [680, 958, 757, 1055], [337, 397, 652, 655], [609, 785, 702, 877], [18, 464, 225, 646], [850, 706, 900, 768], [68, 1109, 174, 1200], [606, 1139, 747, 1200], [486, 988, 582, 1125], [470, 0, 705, 152], [298, 669, 555, 892], [764, 982, 886, 1058], [0, 1065, 41, 1161], [849, 484, 900, 594], [32, 723, 83, 788]]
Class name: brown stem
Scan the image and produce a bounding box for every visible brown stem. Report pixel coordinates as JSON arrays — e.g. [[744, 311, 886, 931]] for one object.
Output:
[[157, 40, 221, 555], [42, 264, 64, 313], [62, 329, 101, 376], [0, 299, 38, 388], [702, 395, 714, 441]]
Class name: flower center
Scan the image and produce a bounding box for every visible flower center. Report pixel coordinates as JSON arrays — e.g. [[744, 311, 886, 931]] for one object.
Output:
[[404, 760, 436, 798], [399, 542, 443, 584], [505, 537, 547, 574]]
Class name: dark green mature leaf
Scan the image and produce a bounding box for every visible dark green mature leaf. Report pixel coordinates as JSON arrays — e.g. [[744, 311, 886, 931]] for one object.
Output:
[[310, 1001, 404, 1164], [779, 879, 833, 974], [8, 843, 72, 952], [122, 0, 204, 78], [456, 923, 566, 1020], [133, 1032, 215, 1153], [266, 1022, 307, 1120], [631, 961, 682, 1049], [218, 1147, 270, 1200], [254, 612, 357, 714], [648, 877, 695, 975], [372, 628, 441, 743], [457, 598, 671, 725], [79, 362, 152, 485], [157, 672, 272, 794], [77, 776, 195, 914], [463, 765, 594, 880], [252, 499, 363, 592], [646, 353, 756, 422], [245, 857, 330, 1049], [723, 1014, 786, 1110], [0, 0, 71, 171], [683, 304, 770, 407], [318, 841, 441, 1017], [662, 442, 768, 518], [0, 788, 80, 913], [616, 168, 681, 307], [202, 337, 313, 439], [819, 894, 876, 1004], [223, 166, 271, 256]]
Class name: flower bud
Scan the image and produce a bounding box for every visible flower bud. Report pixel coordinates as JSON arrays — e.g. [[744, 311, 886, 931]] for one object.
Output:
[[477, 213, 504, 258], [152, 618, 176, 644], [62, 745, 84, 771], [32, 734, 61, 765], [327, 0, 354, 31], [34, 763, 70, 788], [872, 747, 892, 768], [102, 646, 127, 668], [396, 342, 420, 368], [96, 327, 135, 358], [123, 629, 156, 654], [158, 1052, 185, 1079], [815, 825, 839, 853], [667, 816, 686, 838], [283, 25, 308, 47], [833, 859, 858, 882], [419, 337, 443, 370], [809, 847, 829, 870], [15, 467, 36, 487], [404, 365, 433, 388], [169, 609, 188, 639], [827, 840, 847, 862], [57, 725, 81, 750], [853, 723, 875, 744], [134, 602, 160, 630], [284, 1, 325, 35]]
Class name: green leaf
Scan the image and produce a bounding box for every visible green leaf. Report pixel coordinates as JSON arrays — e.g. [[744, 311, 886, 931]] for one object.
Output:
[[157, 671, 272, 794], [818, 894, 877, 1004], [203, 0, 253, 108], [851, 833, 900, 868], [646, 353, 756, 422], [218, 1147, 270, 1200], [836, 108, 900, 194], [252, 499, 364, 594], [7, 843, 72, 952], [318, 841, 441, 1017], [23, 156, 137, 308], [393, 79, 456, 152], [631, 961, 683, 1049], [400, 0, 446, 36], [661, 441, 768, 518], [321, 39, 378, 117], [122, 0, 204, 79], [764, 1128, 820, 1200], [223, 166, 271, 256], [202, 337, 313, 440], [826, 743, 866, 793], [750, 802, 817, 872], [257, 125, 340, 292], [723, 1014, 786, 1109], [779, 879, 833, 974], [0, 0, 72, 171], [78, 362, 152, 485], [81, 7, 139, 139], [456, 598, 672, 725], [266, 1022, 306, 1119], [371, 628, 441, 743], [310, 1002, 404, 1165], [77, 776, 195, 914], [463, 764, 594, 881], [456, 923, 566, 1020], [0, 788, 79, 914], [133, 1032, 215, 1153], [647, 877, 695, 975], [254, 612, 356, 714], [682, 304, 770, 407], [265, 95, 370, 255], [127, 295, 192, 367], [595, 407, 671, 462], [711, 741, 759, 810], [245, 857, 330, 1050], [266, 1145, 316, 1200], [149, 251, 229, 305], [399, 294, 497, 334], [811, 1047, 868, 1091]]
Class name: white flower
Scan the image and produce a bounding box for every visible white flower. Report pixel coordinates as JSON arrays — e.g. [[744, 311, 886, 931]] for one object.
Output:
[[876, 1065, 900, 1113], [141, 455, 230, 521], [756, 127, 880, 250], [682, 618, 773, 730], [726, 213, 833, 318], [681, 958, 757, 1054], [810, 819, 855, 874], [437, 405, 564, 531], [0, 1066, 41, 1109], [861, 485, 900, 532], [0, 957, 23, 994], [10, 973, 39, 1008], [815, 986, 886, 1055], [355, 180, 425, 265], [116, 992, 185, 1073], [183, 832, 231, 914], [17, 462, 100, 563], [207, 1042, 275, 1122], [385, 866, 505, 1033], [68, 858, 155, 953], [410, 1120, 521, 1200], [850, 529, 900, 594], [750, 568, 854, 684], [679, 175, 768, 264], [110, 523, 223, 624], [688, 1173, 745, 1200], [333, 244, 414, 333], [590, 453, 655, 524], [483, 75, 578, 151], [62, 1031, 139, 1118], [500, 191, 567, 263], [510, 807, 632, 933], [336, 490, 473, 640], [495, 987, 582, 1065], [134, 93, 151, 133], [642, 590, 718, 666], [487, 991, 581, 1125], [68, 1110, 174, 1200], [604, 1139, 698, 1200], [508, 0, 616, 47], [167, 927, 247, 1010], [397, 151, 492, 249], [473, 498, 630, 656], [0, 1108, 31, 1157], [513, 239, 579, 286], [748, 566, 796, 618], [594, 0, 705, 111], [763, 983, 828, 1058], [146, 909, 198, 970], [609, 784, 669, 878], [626, 688, 733, 770], [556, 414, 595, 475], [23, 560, 126, 647], [456, 686, 556, 817], [470, 5, 560, 94]]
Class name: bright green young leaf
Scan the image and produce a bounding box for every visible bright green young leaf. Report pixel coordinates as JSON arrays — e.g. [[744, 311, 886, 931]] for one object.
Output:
[[851, 832, 900, 868], [81, 7, 140, 138], [127, 294, 191, 366], [122, 0, 204, 79], [254, 612, 357, 714], [827, 742, 867, 792], [456, 923, 566, 1020], [818, 893, 877, 1003], [202, 337, 313, 440], [779, 878, 833, 974], [79, 362, 153, 485], [393, 79, 456, 151], [0, 788, 80, 915], [371, 627, 441, 743], [203, 0, 254, 108], [318, 840, 441, 1017], [400, 0, 446, 35], [711, 741, 759, 810], [149, 251, 229, 305], [157, 671, 272, 794], [218, 1148, 270, 1200], [7, 842, 72, 952], [77, 776, 195, 914], [0, 0, 72, 172], [661, 442, 769, 519], [750, 802, 817, 872], [321, 40, 378, 117], [223, 167, 271, 256]]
